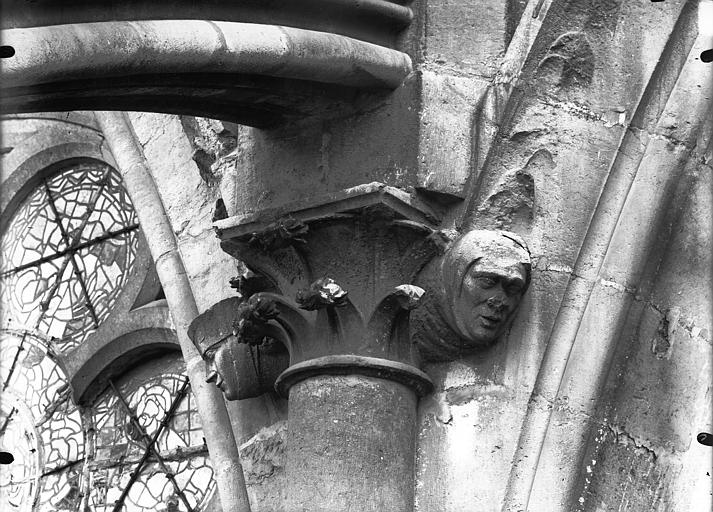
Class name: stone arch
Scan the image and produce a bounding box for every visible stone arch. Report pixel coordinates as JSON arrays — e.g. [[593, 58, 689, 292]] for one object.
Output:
[[71, 324, 180, 405], [0, 119, 113, 220], [0, 131, 161, 365], [1, 19, 413, 125]]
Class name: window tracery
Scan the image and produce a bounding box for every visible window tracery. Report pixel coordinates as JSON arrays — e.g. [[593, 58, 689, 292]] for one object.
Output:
[[0, 160, 139, 352], [88, 357, 215, 512], [0, 331, 86, 512], [0, 158, 216, 512]]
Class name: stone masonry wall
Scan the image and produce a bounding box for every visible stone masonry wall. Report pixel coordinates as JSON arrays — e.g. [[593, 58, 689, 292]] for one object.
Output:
[[124, 1, 711, 509], [1, 0, 710, 510]]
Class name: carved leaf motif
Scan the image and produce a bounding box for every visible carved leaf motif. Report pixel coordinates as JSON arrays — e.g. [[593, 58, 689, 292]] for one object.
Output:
[[393, 285, 425, 310], [229, 269, 272, 298], [232, 295, 280, 345], [248, 218, 308, 251], [296, 277, 348, 311]]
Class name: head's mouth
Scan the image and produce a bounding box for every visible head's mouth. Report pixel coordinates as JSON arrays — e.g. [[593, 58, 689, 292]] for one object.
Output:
[[479, 314, 504, 329]]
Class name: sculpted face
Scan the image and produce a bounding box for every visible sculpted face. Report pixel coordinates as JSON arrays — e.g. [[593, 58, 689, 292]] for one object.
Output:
[[441, 230, 531, 348], [204, 335, 241, 400], [456, 252, 528, 344]]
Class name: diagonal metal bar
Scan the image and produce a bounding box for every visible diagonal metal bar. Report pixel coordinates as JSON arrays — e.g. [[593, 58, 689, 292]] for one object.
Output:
[[43, 180, 101, 326], [0, 407, 17, 437], [109, 379, 193, 512], [109, 378, 193, 512], [2, 331, 28, 391], [41, 457, 85, 478], [35, 250, 74, 322], [67, 253, 100, 325], [0, 224, 140, 279], [46, 165, 112, 253]]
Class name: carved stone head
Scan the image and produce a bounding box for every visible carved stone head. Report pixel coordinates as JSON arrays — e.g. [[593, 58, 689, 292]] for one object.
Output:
[[413, 230, 531, 360], [188, 297, 244, 400], [205, 336, 248, 401], [188, 296, 290, 401], [441, 230, 531, 347]]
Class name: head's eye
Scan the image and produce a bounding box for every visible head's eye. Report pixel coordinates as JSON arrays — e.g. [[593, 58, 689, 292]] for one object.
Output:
[[203, 341, 224, 361], [203, 347, 217, 361], [505, 283, 524, 295], [475, 276, 498, 289]]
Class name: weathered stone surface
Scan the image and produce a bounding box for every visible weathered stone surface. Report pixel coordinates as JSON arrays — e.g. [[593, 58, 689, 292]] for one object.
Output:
[[128, 112, 239, 313], [1, 0, 711, 511], [285, 375, 417, 512], [416, 71, 491, 198], [229, 76, 421, 218], [239, 421, 288, 512], [422, 0, 508, 78]]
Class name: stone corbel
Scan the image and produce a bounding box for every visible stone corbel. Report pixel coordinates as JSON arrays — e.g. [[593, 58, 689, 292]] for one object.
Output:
[[411, 229, 532, 361], [187, 295, 290, 401]]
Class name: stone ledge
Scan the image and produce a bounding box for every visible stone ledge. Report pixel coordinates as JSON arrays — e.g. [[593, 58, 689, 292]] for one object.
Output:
[[214, 181, 439, 241], [2, 0, 413, 48], [3, 21, 412, 89]]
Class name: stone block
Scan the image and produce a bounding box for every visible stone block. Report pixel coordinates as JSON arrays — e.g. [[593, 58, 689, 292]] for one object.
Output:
[[417, 70, 491, 198], [239, 421, 288, 512], [423, 0, 508, 77], [230, 76, 421, 217]]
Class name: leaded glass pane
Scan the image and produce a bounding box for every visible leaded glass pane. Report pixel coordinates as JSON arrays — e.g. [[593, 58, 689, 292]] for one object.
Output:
[[0, 396, 40, 512], [0, 160, 139, 351], [0, 158, 216, 512], [0, 331, 86, 512], [89, 356, 216, 512]]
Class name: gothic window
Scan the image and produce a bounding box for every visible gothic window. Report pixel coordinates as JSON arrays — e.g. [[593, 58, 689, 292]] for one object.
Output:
[[0, 159, 140, 352], [0, 331, 85, 512], [88, 354, 216, 512], [0, 158, 216, 512]]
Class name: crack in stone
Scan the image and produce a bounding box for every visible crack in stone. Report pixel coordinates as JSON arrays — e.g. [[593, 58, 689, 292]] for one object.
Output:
[[532, 261, 711, 346], [603, 423, 659, 462]]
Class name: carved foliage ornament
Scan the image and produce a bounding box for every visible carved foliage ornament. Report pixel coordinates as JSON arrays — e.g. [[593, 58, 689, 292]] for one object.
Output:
[[232, 295, 280, 346], [295, 278, 348, 310]]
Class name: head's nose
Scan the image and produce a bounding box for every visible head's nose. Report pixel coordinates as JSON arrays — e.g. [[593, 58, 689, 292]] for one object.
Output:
[[486, 296, 508, 312], [205, 362, 218, 384]]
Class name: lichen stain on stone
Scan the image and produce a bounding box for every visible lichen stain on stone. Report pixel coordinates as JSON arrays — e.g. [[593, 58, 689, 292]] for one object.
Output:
[[604, 424, 658, 463]]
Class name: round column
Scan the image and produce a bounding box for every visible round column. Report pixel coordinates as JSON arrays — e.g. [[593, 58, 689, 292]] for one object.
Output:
[[277, 356, 432, 512]]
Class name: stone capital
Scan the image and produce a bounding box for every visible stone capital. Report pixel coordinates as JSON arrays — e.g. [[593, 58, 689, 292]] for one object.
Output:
[[214, 183, 443, 391]]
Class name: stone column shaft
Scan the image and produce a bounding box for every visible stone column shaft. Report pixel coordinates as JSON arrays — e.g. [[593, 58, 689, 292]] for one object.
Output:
[[285, 374, 417, 512]]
